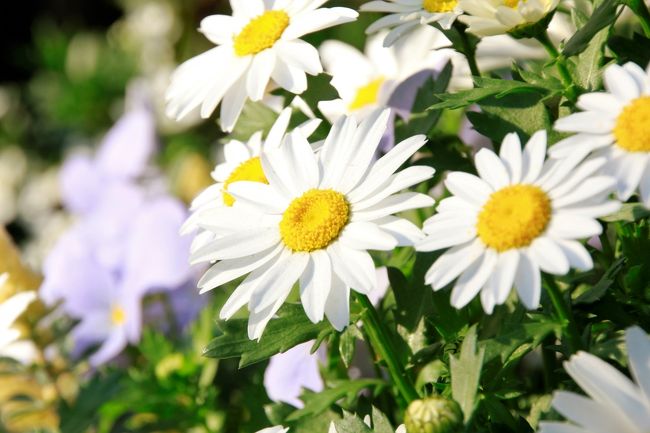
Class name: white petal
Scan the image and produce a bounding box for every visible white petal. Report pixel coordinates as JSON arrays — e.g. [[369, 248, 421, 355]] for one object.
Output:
[[444, 172, 493, 207], [604, 64, 642, 102], [328, 242, 376, 294], [249, 252, 309, 313], [276, 39, 323, 75], [546, 214, 603, 240], [339, 221, 398, 251], [514, 251, 541, 309], [626, 326, 650, 403], [521, 130, 547, 184], [425, 239, 484, 289], [499, 132, 523, 184], [450, 248, 497, 309], [528, 237, 570, 275], [475, 148, 510, 189], [300, 250, 332, 323], [247, 49, 276, 101], [351, 192, 434, 221], [324, 272, 351, 331], [190, 228, 280, 263], [227, 181, 289, 214], [554, 240, 593, 271]]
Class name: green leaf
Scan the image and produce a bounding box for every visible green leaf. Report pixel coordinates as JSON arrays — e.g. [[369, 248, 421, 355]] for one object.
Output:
[[563, 0, 621, 56], [467, 92, 551, 144], [428, 78, 548, 111], [609, 33, 650, 66], [370, 406, 395, 433], [389, 267, 431, 331], [601, 203, 650, 222], [203, 303, 333, 367], [339, 325, 362, 368], [450, 325, 485, 422], [332, 411, 373, 433], [59, 372, 122, 433], [574, 257, 626, 304], [572, 26, 610, 91], [286, 380, 385, 422], [229, 101, 279, 142]]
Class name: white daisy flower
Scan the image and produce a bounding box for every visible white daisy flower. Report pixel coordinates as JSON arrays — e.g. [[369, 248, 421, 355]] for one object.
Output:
[[165, 0, 358, 132], [459, 0, 559, 37], [0, 273, 38, 364], [416, 131, 620, 313], [181, 108, 320, 254], [361, 0, 463, 47], [318, 26, 468, 124], [552, 62, 650, 207], [539, 326, 650, 433], [190, 109, 435, 339]]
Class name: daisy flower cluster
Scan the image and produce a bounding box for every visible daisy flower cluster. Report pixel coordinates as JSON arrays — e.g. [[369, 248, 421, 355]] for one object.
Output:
[[6, 0, 650, 431]]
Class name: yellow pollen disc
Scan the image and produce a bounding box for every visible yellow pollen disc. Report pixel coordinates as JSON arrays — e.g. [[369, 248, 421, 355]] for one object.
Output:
[[111, 306, 126, 325], [223, 156, 268, 206], [280, 189, 350, 252], [423, 0, 459, 13], [348, 78, 384, 111], [614, 96, 650, 153], [477, 184, 551, 252], [503, 0, 521, 8], [233, 10, 290, 57]]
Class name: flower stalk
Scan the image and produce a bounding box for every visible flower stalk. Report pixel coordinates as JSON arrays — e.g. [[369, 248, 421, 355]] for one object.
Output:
[[356, 293, 420, 405], [534, 31, 577, 102]]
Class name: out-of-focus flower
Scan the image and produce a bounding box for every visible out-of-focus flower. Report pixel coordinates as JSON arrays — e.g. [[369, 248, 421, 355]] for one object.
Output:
[[417, 131, 620, 313], [165, 0, 358, 132], [459, 0, 559, 37], [361, 0, 463, 47], [553, 61, 650, 207], [318, 26, 466, 125], [0, 274, 37, 364], [191, 109, 433, 339], [264, 341, 323, 408], [539, 326, 650, 433], [181, 108, 320, 255], [41, 102, 194, 365]]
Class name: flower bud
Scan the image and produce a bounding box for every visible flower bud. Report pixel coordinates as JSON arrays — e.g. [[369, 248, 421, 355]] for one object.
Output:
[[404, 396, 463, 433]]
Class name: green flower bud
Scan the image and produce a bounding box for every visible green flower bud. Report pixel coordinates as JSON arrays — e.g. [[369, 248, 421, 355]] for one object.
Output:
[[404, 396, 463, 433]]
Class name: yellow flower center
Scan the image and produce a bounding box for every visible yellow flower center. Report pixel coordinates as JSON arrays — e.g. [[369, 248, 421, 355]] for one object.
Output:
[[233, 10, 290, 57], [111, 306, 126, 326], [613, 96, 650, 153], [423, 0, 459, 13], [348, 78, 384, 111], [223, 156, 268, 206], [280, 189, 350, 252], [477, 184, 551, 252], [503, 0, 521, 8]]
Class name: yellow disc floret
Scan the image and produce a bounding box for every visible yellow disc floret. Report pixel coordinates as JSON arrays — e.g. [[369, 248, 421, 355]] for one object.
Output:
[[503, 0, 521, 8], [223, 156, 268, 206], [234, 10, 290, 57], [423, 0, 459, 13], [477, 184, 551, 252], [111, 306, 126, 326], [614, 96, 650, 153], [280, 189, 350, 252], [349, 78, 384, 111]]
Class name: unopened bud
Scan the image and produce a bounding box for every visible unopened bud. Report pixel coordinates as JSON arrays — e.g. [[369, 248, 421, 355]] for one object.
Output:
[[404, 396, 463, 433]]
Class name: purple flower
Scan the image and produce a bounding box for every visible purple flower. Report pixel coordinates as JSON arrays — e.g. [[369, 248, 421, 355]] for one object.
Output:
[[263, 341, 324, 408], [41, 103, 195, 366]]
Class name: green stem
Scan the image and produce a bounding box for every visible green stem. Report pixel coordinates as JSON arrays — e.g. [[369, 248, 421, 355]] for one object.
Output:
[[534, 31, 577, 102], [543, 277, 582, 354], [356, 293, 419, 404], [454, 23, 481, 77], [627, 0, 650, 37]]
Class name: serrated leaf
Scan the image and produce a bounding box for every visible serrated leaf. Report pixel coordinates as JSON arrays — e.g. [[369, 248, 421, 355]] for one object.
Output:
[[427, 78, 548, 111], [332, 411, 373, 433], [467, 92, 551, 144], [574, 257, 626, 304], [450, 325, 484, 422], [370, 407, 395, 433], [563, 0, 621, 56], [572, 14, 611, 90], [286, 380, 385, 422], [203, 304, 333, 367], [601, 203, 650, 222]]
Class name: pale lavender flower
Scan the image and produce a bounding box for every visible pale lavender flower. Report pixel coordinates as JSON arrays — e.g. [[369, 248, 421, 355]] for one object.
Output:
[[264, 341, 324, 408]]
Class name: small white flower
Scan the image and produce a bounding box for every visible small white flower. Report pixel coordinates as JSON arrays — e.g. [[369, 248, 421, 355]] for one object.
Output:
[[165, 0, 357, 131], [318, 26, 467, 124], [190, 109, 434, 339], [0, 273, 38, 364], [539, 326, 650, 433], [181, 108, 320, 254], [361, 0, 463, 47], [553, 61, 650, 207], [416, 131, 620, 313], [459, 0, 559, 37]]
